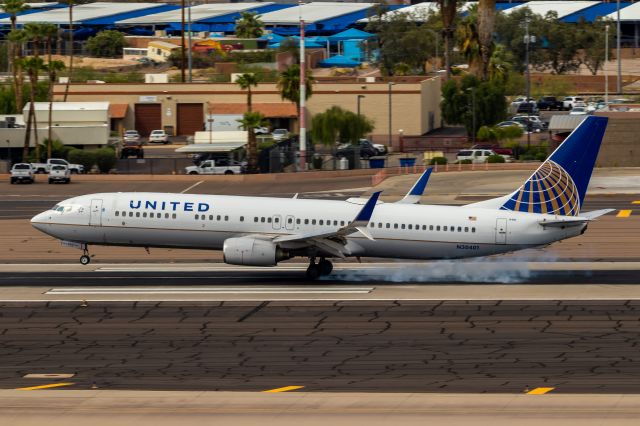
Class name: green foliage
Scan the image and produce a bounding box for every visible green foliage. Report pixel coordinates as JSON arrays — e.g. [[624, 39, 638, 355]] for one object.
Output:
[[277, 38, 299, 62], [503, 72, 525, 96], [68, 148, 97, 172], [429, 156, 447, 165], [30, 139, 71, 162], [393, 62, 411, 76], [517, 143, 548, 161], [277, 64, 313, 107], [235, 11, 264, 39], [311, 106, 374, 146], [168, 49, 224, 69], [459, 159, 473, 164], [366, 11, 440, 75], [531, 77, 574, 99], [440, 74, 507, 135], [487, 154, 505, 163], [94, 147, 116, 173], [0, 81, 49, 114], [62, 66, 144, 83], [237, 64, 278, 82], [86, 30, 127, 58]]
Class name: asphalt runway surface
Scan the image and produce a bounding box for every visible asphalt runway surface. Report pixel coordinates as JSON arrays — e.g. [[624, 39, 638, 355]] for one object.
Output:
[[2, 296, 640, 393]]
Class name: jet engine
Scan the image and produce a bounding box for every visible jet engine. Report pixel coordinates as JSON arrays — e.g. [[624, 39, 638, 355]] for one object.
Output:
[[223, 237, 288, 266]]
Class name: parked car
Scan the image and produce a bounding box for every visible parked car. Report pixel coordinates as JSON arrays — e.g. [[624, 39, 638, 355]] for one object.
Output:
[[10, 163, 35, 184], [48, 164, 70, 184], [509, 116, 545, 132], [496, 120, 526, 130], [471, 144, 513, 156], [336, 139, 378, 159], [569, 106, 588, 116], [271, 129, 290, 141], [562, 96, 585, 110], [123, 130, 141, 143], [536, 96, 563, 111], [148, 129, 169, 144], [120, 141, 144, 159], [253, 126, 270, 135], [511, 115, 547, 128], [515, 101, 538, 115], [338, 139, 387, 155], [185, 159, 243, 175], [31, 158, 84, 174], [457, 149, 498, 163]]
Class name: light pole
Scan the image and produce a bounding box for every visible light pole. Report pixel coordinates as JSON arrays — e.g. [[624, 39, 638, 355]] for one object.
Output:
[[616, 0, 622, 94], [524, 18, 536, 150], [356, 94, 365, 116], [388, 82, 395, 150], [208, 118, 214, 144], [187, 0, 192, 83], [298, 1, 307, 171], [466, 87, 476, 145], [605, 24, 609, 104]]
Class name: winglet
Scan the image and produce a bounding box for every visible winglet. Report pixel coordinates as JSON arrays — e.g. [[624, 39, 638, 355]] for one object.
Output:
[[397, 168, 432, 204], [353, 191, 381, 224]]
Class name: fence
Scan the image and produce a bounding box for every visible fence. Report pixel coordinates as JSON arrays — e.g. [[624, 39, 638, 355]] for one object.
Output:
[[115, 158, 192, 175]]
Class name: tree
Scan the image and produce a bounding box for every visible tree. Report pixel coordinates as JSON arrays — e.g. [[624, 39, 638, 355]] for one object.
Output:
[[237, 111, 268, 174], [235, 12, 264, 39], [276, 64, 313, 109], [576, 17, 612, 76], [457, 6, 481, 76], [2, 0, 30, 112], [311, 106, 374, 146], [235, 73, 260, 112], [86, 30, 127, 58], [440, 74, 507, 135], [477, 0, 496, 80], [45, 60, 65, 158], [437, 0, 458, 77], [21, 56, 45, 161], [488, 43, 513, 83]]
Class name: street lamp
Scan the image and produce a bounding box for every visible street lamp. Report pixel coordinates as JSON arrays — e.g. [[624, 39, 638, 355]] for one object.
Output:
[[466, 87, 476, 145], [208, 118, 214, 144], [388, 82, 395, 150], [356, 94, 365, 116], [616, 0, 622, 94], [187, 0, 192, 83], [605, 24, 609, 104], [524, 18, 536, 150]]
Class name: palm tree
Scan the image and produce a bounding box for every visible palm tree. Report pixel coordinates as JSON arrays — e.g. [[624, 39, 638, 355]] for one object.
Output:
[[477, 0, 496, 80], [2, 0, 30, 112], [45, 60, 65, 158], [457, 9, 481, 76], [235, 73, 260, 112], [23, 56, 44, 160], [276, 64, 312, 109], [437, 0, 458, 78], [235, 12, 264, 39], [237, 111, 268, 174]]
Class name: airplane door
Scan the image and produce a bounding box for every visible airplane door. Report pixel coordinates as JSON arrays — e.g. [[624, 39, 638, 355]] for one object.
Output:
[[272, 215, 282, 230], [90, 199, 103, 226], [495, 218, 507, 244], [285, 215, 295, 231]]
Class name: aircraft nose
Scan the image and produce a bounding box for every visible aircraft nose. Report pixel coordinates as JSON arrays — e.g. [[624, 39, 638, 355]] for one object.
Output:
[[31, 211, 50, 231]]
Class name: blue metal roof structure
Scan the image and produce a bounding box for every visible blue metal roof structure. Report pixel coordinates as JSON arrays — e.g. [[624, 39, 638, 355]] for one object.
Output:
[[83, 4, 179, 26], [562, 2, 633, 23], [191, 3, 290, 33], [327, 28, 374, 41], [319, 54, 359, 68]]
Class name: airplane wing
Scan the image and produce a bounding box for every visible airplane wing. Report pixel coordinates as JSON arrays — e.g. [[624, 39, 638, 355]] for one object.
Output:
[[396, 168, 432, 204], [539, 209, 614, 228], [272, 191, 382, 258]]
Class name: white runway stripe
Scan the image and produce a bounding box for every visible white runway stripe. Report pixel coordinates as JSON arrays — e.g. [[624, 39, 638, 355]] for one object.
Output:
[[46, 286, 374, 295]]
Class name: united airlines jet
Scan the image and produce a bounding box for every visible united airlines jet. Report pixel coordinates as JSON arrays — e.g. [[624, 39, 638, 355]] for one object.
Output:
[[31, 116, 611, 279]]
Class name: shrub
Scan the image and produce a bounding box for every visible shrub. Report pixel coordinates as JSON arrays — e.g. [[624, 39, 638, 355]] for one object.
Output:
[[429, 156, 447, 165], [535, 152, 548, 162], [95, 148, 116, 173], [487, 154, 505, 163], [459, 159, 473, 164], [68, 149, 97, 172]]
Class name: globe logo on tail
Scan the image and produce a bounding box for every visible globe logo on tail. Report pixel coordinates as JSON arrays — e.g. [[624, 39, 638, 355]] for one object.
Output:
[[501, 160, 580, 216]]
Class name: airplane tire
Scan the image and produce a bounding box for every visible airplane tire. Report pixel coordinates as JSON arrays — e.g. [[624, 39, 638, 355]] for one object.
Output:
[[80, 255, 91, 265], [306, 263, 320, 280], [318, 259, 333, 276]]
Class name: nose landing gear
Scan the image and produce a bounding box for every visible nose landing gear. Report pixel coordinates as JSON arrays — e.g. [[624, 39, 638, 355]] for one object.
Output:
[[306, 257, 333, 280]]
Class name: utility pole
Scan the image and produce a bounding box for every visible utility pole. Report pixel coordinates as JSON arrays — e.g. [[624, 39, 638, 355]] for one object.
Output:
[[298, 1, 306, 171], [180, 0, 186, 83], [605, 24, 609, 104], [388, 82, 394, 150], [616, 0, 622, 94], [187, 0, 192, 83], [524, 17, 535, 150]]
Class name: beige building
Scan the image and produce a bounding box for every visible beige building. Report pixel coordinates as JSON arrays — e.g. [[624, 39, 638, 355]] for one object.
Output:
[[147, 41, 179, 63], [53, 77, 442, 145]]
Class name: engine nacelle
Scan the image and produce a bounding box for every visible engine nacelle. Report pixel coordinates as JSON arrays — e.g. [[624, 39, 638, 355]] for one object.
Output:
[[223, 237, 286, 266]]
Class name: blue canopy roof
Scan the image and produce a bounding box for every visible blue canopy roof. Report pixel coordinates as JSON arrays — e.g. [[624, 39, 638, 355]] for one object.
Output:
[[319, 55, 360, 68], [328, 28, 374, 41], [562, 2, 633, 23]]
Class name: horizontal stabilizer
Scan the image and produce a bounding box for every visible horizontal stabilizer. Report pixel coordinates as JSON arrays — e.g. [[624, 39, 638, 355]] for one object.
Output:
[[539, 209, 613, 228], [581, 209, 615, 220]]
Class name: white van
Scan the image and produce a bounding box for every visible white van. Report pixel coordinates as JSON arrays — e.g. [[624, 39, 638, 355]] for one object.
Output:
[[456, 149, 497, 163]]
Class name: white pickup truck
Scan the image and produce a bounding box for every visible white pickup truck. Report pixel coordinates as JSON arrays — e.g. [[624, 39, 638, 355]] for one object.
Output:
[[185, 159, 243, 175], [32, 158, 85, 174], [10, 163, 35, 184]]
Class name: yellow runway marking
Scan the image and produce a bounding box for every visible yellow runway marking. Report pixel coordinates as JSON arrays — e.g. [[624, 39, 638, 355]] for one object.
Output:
[[263, 386, 305, 393], [17, 382, 74, 391], [632, 201, 640, 205], [527, 387, 555, 395], [617, 210, 632, 218]]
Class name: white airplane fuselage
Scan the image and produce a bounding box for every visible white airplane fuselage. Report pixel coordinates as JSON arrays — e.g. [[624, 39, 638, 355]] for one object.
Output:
[[31, 192, 584, 261]]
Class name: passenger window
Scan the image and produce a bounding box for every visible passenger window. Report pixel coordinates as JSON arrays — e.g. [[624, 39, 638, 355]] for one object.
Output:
[[401, 224, 405, 230], [267, 217, 272, 223], [209, 215, 213, 220], [341, 221, 345, 226], [464, 227, 469, 232], [172, 213, 176, 219], [115, 211, 119, 216], [451, 227, 455, 232], [304, 219, 309, 225], [165, 213, 169, 219], [143, 212, 148, 218], [217, 215, 222, 221], [429, 225, 433, 230], [274, 217, 279, 223], [296, 219, 301, 224], [312, 219, 316, 225], [195, 214, 199, 220], [422, 225, 426, 230], [436, 226, 440, 231], [394, 224, 398, 229], [458, 226, 462, 232], [369, 222, 374, 228], [136, 212, 140, 218], [225, 216, 229, 221], [378, 223, 382, 228], [254, 217, 258, 222], [443, 226, 447, 231], [287, 218, 292, 224], [319, 220, 324, 225], [261, 217, 265, 223], [240, 216, 244, 222], [202, 215, 206, 221], [472, 227, 476, 233], [333, 220, 338, 226], [408, 224, 412, 230], [386, 223, 390, 228]]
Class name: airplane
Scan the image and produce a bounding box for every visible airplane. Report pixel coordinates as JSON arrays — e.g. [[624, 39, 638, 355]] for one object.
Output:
[[31, 116, 612, 280]]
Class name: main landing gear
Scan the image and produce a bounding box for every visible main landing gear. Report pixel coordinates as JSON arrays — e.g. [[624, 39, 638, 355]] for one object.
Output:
[[80, 246, 91, 265], [306, 257, 333, 280]]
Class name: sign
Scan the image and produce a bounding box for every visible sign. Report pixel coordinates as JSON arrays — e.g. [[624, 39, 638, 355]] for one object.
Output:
[[138, 95, 158, 102]]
